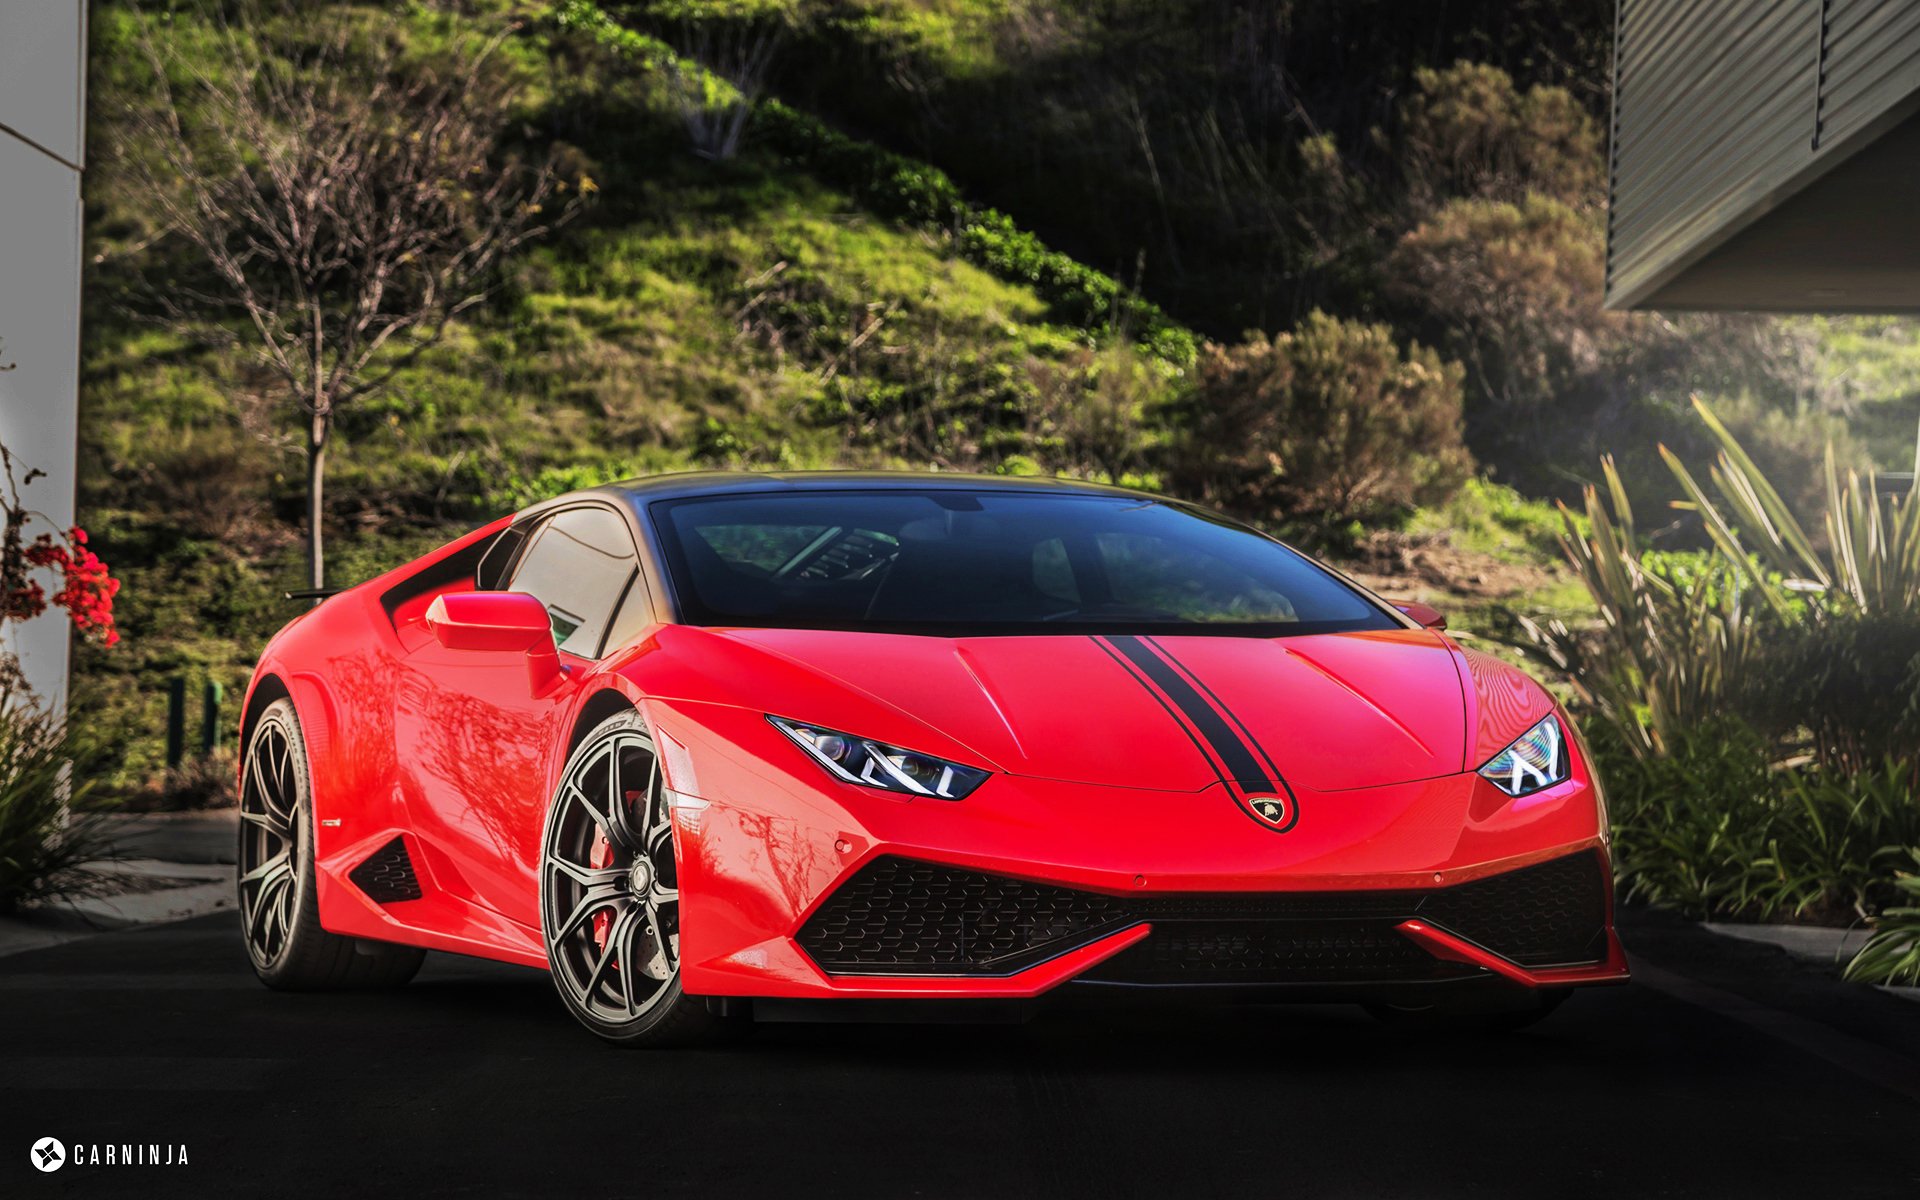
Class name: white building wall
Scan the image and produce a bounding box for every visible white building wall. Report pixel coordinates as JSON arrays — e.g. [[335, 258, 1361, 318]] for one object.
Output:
[[0, 1, 88, 708]]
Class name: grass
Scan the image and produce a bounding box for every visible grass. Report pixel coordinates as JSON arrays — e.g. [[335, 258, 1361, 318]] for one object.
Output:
[[73, 0, 1191, 791], [1407, 478, 1578, 567], [1802, 316, 1920, 471]]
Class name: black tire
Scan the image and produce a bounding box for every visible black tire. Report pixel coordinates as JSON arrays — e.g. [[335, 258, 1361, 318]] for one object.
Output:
[[1365, 988, 1570, 1033], [540, 708, 728, 1047], [238, 698, 425, 990]]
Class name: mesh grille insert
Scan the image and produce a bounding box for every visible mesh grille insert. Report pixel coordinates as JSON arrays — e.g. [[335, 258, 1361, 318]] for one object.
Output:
[[348, 836, 424, 904], [1418, 849, 1609, 966], [796, 858, 1132, 975]]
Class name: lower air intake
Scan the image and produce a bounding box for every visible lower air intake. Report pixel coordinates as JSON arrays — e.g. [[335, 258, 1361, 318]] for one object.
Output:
[[797, 852, 1608, 978], [348, 836, 424, 904], [796, 858, 1132, 975], [1418, 849, 1609, 967]]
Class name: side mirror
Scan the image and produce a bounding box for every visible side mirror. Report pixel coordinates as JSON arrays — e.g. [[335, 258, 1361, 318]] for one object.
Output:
[[1393, 601, 1448, 631], [425, 592, 564, 695]]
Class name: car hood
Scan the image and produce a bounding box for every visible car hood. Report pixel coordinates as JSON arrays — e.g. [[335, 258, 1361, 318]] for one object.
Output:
[[709, 627, 1469, 792]]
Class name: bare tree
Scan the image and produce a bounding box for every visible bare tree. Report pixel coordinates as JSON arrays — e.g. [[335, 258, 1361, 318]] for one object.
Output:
[[120, 6, 584, 588], [664, 19, 786, 161]]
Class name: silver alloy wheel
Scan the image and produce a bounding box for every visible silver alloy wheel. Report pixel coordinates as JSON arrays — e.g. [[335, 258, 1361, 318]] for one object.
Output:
[[238, 713, 302, 968], [541, 729, 681, 1025]]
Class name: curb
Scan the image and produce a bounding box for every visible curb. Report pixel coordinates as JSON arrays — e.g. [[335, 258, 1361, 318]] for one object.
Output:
[[1700, 921, 1873, 965], [0, 859, 235, 960]]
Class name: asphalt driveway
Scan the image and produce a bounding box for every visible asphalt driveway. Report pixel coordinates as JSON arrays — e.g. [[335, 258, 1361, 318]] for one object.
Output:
[[2, 910, 1917, 1198]]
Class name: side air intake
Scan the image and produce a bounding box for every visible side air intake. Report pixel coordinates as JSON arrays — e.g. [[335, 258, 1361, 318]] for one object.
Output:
[[348, 836, 425, 904]]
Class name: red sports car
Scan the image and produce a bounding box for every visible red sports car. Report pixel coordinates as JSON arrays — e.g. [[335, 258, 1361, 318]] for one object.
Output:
[[236, 473, 1626, 1044]]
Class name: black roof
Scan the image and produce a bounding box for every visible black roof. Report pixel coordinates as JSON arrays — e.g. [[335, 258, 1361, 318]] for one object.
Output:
[[584, 470, 1159, 507]]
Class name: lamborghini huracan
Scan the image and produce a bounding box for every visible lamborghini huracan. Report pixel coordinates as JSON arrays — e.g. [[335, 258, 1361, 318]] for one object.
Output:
[[236, 472, 1627, 1044]]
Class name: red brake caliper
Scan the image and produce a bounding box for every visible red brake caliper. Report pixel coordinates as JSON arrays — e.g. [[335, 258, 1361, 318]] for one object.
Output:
[[589, 826, 614, 951], [588, 789, 649, 958]]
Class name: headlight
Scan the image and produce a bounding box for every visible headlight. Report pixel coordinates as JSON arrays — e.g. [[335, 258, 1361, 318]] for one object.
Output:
[[768, 716, 990, 800], [1477, 715, 1570, 797]]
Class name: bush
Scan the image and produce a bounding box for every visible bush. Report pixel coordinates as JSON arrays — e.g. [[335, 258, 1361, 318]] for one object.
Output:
[[1524, 398, 1920, 953], [1598, 724, 1920, 925], [1521, 400, 1920, 762], [1398, 61, 1603, 212], [123, 751, 238, 813], [1514, 455, 1774, 759], [1845, 856, 1920, 985], [1594, 719, 1776, 918], [1172, 312, 1471, 526], [0, 699, 107, 914], [1387, 194, 1611, 430], [1744, 615, 1920, 777]]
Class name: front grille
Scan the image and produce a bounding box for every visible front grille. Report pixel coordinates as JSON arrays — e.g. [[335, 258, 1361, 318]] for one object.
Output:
[[797, 852, 1608, 978], [348, 836, 424, 904]]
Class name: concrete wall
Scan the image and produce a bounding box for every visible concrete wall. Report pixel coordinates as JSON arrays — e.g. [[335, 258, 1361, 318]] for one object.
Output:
[[0, 1, 88, 707]]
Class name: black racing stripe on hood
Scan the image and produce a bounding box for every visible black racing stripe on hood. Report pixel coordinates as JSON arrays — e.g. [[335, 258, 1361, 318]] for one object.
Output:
[[1102, 635, 1273, 790], [1089, 635, 1229, 788], [1143, 634, 1288, 788]]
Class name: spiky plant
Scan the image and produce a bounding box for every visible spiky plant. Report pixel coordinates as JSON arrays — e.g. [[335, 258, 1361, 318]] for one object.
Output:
[[1663, 397, 1920, 622], [1516, 453, 1769, 758], [0, 697, 107, 914], [1844, 855, 1920, 986]]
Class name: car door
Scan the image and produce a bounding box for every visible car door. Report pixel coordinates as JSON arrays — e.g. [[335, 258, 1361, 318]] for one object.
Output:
[[396, 503, 645, 931]]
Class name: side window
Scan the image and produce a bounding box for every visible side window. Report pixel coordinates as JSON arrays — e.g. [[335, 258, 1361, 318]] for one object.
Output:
[[601, 574, 654, 654], [508, 506, 639, 658], [476, 525, 529, 591]]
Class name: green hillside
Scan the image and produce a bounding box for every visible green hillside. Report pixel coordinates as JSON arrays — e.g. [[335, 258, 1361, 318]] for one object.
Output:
[[76, 0, 1208, 788], [72, 0, 1920, 794]]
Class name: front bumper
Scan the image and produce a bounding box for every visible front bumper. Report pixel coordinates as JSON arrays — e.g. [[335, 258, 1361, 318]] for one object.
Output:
[[682, 846, 1627, 1001]]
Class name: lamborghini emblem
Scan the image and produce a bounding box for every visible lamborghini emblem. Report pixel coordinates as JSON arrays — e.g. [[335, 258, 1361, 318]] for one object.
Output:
[[1248, 795, 1290, 828]]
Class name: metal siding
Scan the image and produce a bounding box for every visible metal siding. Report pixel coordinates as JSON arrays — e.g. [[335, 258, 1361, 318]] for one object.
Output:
[[1607, 0, 1816, 303], [1608, 0, 1920, 308], [1819, 0, 1920, 146]]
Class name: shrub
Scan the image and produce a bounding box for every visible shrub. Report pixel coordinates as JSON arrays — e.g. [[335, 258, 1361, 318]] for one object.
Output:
[[1662, 398, 1920, 624], [1399, 61, 1604, 212], [1387, 194, 1612, 425], [0, 697, 107, 914], [1019, 341, 1177, 485], [1755, 763, 1920, 924], [1522, 399, 1920, 764], [1598, 724, 1920, 924], [1594, 719, 1776, 918], [123, 750, 238, 813], [1514, 455, 1774, 758], [1743, 615, 1920, 777], [1172, 312, 1471, 526], [1524, 398, 1920, 950], [1845, 856, 1920, 985]]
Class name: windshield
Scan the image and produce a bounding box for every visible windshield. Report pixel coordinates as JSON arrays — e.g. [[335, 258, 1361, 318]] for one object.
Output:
[[650, 490, 1397, 636]]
